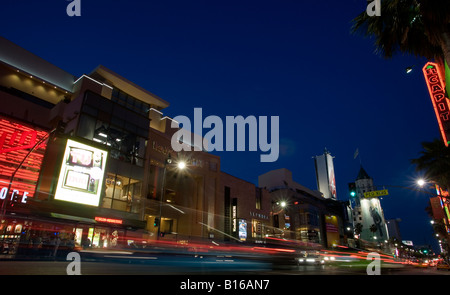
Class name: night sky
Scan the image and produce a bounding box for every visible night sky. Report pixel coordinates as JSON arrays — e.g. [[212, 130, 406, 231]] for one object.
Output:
[[0, 0, 440, 249]]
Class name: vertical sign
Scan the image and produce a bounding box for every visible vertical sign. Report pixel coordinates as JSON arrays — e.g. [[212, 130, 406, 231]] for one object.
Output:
[[238, 219, 247, 241], [423, 62, 450, 146], [326, 153, 337, 199], [232, 198, 237, 235]]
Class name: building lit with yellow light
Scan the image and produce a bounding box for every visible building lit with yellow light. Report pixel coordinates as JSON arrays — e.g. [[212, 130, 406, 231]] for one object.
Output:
[[0, 36, 275, 254]]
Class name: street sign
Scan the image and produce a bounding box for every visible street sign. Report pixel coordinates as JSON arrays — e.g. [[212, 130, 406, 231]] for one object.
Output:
[[363, 189, 388, 198]]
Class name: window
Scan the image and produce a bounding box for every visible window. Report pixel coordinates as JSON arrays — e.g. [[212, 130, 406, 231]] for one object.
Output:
[[255, 188, 262, 210], [102, 173, 142, 213], [78, 113, 147, 167], [111, 88, 150, 117]]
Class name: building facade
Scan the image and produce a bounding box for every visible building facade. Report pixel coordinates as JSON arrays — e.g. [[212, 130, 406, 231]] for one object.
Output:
[[0, 36, 278, 254], [259, 168, 347, 248], [352, 166, 389, 244], [219, 172, 271, 244], [313, 148, 337, 200]]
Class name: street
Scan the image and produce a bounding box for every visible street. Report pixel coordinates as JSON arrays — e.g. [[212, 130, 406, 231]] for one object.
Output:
[[0, 259, 448, 275]]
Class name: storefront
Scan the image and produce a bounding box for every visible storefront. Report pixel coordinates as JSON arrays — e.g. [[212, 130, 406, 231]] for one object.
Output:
[[0, 116, 51, 255], [0, 203, 146, 256]]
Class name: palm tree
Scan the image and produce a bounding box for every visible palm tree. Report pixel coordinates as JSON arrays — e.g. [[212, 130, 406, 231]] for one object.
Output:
[[411, 138, 450, 190], [351, 0, 450, 68]]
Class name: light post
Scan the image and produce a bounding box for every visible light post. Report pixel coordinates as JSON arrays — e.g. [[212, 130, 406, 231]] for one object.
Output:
[[270, 200, 287, 237], [416, 179, 450, 259], [157, 154, 186, 240]]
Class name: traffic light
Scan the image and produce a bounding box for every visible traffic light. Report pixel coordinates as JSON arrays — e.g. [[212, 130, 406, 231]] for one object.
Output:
[[348, 182, 357, 198], [153, 217, 160, 227]]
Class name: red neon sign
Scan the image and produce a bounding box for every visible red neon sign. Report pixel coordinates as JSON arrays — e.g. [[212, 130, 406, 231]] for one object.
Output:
[[0, 118, 48, 202], [95, 217, 123, 224], [423, 62, 450, 146]]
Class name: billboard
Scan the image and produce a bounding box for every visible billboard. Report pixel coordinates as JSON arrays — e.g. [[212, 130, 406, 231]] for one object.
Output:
[[54, 139, 108, 206], [326, 153, 337, 199], [239, 219, 247, 241], [314, 150, 337, 199], [0, 117, 48, 204], [359, 198, 388, 241]]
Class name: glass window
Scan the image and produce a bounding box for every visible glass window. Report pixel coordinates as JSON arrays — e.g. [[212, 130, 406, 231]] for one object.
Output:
[[110, 116, 124, 128], [112, 88, 119, 99], [82, 105, 98, 117], [118, 91, 127, 102], [77, 114, 96, 140], [102, 173, 142, 213]]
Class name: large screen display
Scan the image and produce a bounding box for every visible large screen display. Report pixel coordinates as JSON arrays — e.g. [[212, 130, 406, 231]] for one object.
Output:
[[54, 139, 108, 206], [0, 117, 48, 203]]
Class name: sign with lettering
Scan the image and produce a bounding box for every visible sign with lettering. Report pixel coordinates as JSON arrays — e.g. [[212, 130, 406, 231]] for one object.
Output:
[[363, 189, 389, 198], [423, 62, 450, 146], [0, 118, 48, 204], [95, 216, 123, 224], [54, 139, 108, 206]]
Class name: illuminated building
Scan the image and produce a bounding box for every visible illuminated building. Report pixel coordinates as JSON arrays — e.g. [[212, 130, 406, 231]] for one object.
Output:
[[352, 166, 389, 244], [0, 36, 275, 252], [313, 148, 337, 200], [142, 119, 222, 240], [220, 172, 271, 243], [259, 168, 347, 248], [386, 218, 402, 241]]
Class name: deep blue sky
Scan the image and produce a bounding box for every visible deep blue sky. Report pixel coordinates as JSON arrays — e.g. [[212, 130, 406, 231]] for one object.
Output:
[[0, 0, 441, 248]]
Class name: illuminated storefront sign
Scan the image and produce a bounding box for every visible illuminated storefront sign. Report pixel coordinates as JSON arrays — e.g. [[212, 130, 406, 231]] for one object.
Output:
[[0, 187, 29, 203], [239, 219, 247, 241], [423, 62, 450, 146], [54, 139, 108, 206], [0, 118, 48, 203], [95, 216, 123, 224], [435, 184, 450, 233]]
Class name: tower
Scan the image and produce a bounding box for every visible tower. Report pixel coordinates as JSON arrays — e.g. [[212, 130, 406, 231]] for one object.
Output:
[[352, 166, 389, 243], [313, 148, 337, 199]]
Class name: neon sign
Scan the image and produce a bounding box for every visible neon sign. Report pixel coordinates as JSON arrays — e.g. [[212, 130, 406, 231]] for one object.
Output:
[[0, 187, 29, 203], [0, 118, 48, 203], [95, 217, 123, 224], [423, 62, 450, 146]]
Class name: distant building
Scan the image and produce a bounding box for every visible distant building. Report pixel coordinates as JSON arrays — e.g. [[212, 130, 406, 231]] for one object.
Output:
[[313, 148, 337, 200], [219, 172, 271, 243], [259, 168, 348, 248], [352, 166, 389, 243], [386, 218, 402, 241]]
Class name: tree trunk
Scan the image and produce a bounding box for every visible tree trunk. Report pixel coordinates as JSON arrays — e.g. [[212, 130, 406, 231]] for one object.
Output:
[[439, 31, 450, 73]]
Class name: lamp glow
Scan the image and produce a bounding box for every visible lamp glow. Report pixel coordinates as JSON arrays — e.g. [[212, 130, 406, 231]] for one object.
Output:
[[177, 161, 186, 170], [417, 179, 425, 187]]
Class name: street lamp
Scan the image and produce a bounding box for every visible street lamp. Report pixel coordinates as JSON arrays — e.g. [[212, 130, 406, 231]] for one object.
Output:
[[157, 154, 186, 239], [417, 179, 426, 187], [405, 65, 415, 74], [177, 161, 186, 170]]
